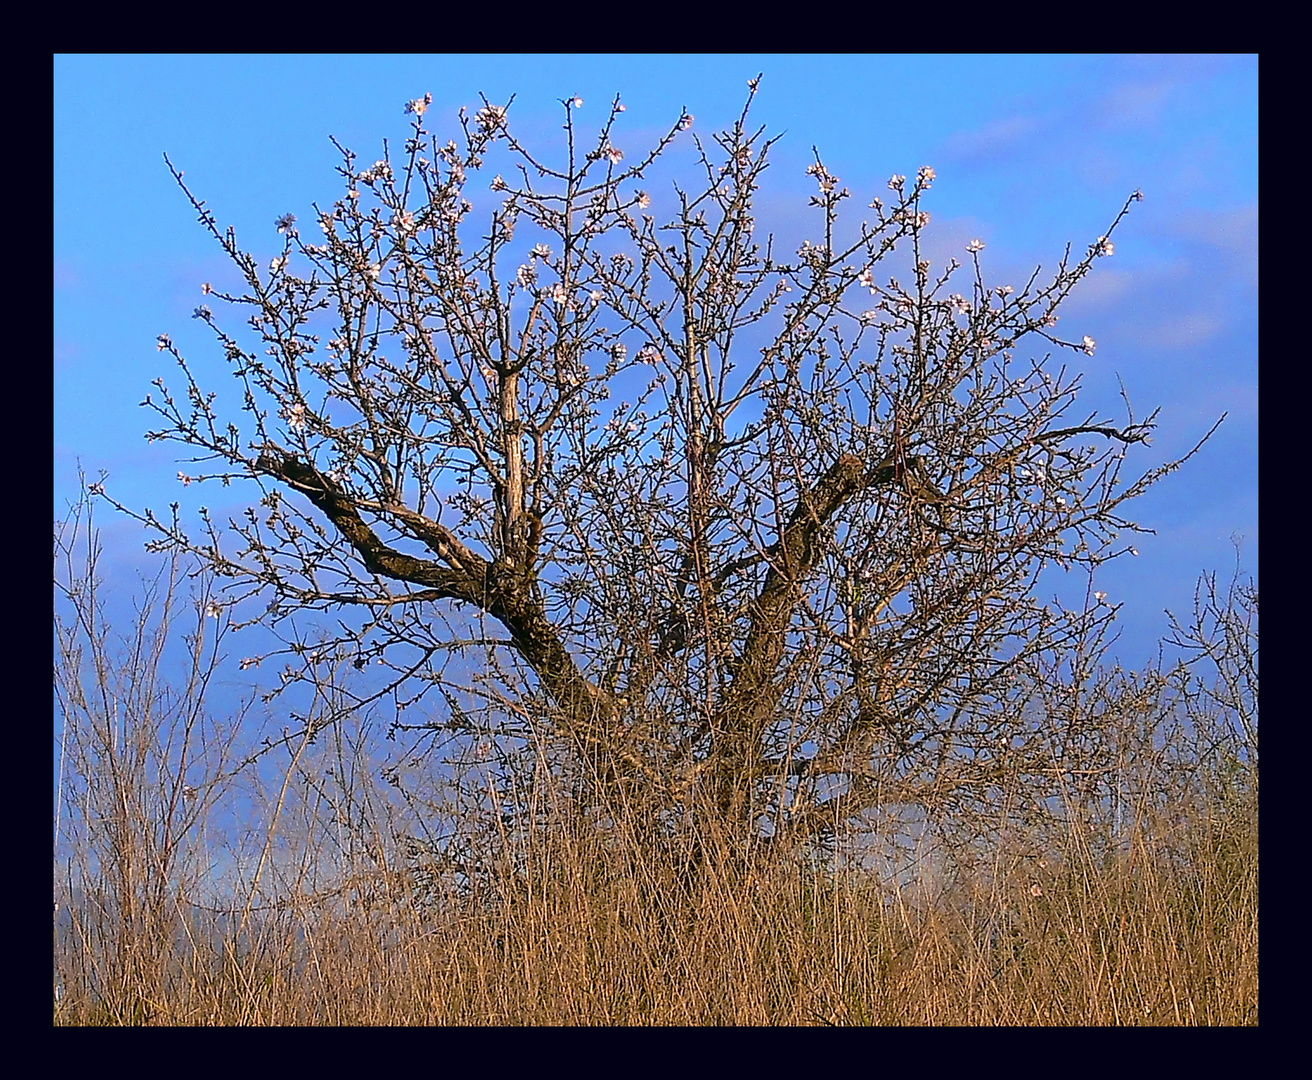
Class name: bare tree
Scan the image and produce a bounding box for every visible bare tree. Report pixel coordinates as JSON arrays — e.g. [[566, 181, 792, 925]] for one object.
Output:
[[113, 80, 1219, 868]]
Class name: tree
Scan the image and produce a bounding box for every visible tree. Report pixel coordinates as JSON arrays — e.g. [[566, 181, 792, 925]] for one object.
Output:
[[116, 81, 1219, 871]]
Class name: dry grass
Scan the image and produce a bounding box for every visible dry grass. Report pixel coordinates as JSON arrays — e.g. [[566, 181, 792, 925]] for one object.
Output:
[[52, 782, 1257, 1025], [53, 500, 1257, 1026]]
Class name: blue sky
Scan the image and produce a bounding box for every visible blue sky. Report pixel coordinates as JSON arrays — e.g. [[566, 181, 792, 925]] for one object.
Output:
[[54, 54, 1257, 669]]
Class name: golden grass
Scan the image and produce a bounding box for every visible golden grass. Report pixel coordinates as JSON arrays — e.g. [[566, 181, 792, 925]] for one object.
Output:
[[53, 787, 1256, 1026]]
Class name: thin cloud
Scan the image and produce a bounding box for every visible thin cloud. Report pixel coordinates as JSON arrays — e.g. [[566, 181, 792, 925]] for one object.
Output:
[[939, 115, 1038, 166], [54, 260, 79, 289]]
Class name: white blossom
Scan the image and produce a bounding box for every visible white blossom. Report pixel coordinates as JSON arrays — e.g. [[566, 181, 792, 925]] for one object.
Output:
[[404, 92, 432, 117], [476, 104, 507, 129]]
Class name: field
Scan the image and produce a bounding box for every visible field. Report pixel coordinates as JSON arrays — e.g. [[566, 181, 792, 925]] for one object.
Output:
[[53, 508, 1257, 1026]]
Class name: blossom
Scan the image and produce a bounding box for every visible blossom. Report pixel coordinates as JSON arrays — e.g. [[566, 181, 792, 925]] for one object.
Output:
[[917, 165, 936, 186], [286, 402, 306, 431], [515, 264, 536, 288], [888, 174, 906, 190], [201, 282, 212, 295], [1096, 236, 1115, 257], [949, 294, 971, 315], [1082, 335, 1097, 356], [394, 210, 415, 233], [204, 600, 223, 619], [552, 282, 568, 306], [996, 285, 1015, 298], [157, 334, 172, 351], [611, 342, 628, 361], [603, 145, 624, 164], [1129, 547, 1139, 556], [572, 95, 584, 107], [636, 191, 651, 209], [192, 305, 211, 320], [915, 211, 930, 228], [1131, 189, 1144, 202], [404, 92, 432, 117], [858, 268, 876, 292], [178, 471, 192, 486], [269, 255, 287, 274], [491, 175, 507, 191], [966, 238, 986, 253], [637, 344, 662, 364], [532, 243, 552, 259], [476, 104, 507, 129], [679, 113, 694, 130], [1094, 591, 1108, 603], [617, 103, 626, 112], [589, 289, 602, 303], [1044, 314, 1060, 328]]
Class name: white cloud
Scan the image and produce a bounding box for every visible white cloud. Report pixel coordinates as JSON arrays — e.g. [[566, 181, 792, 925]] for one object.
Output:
[[940, 115, 1038, 165], [1142, 311, 1226, 351]]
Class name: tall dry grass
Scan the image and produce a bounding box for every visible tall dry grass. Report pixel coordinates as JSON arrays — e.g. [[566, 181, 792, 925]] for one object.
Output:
[[54, 498, 1256, 1025]]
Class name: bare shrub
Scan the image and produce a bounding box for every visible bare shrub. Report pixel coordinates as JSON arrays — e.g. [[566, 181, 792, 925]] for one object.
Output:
[[101, 80, 1227, 872], [61, 79, 1255, 1025]]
